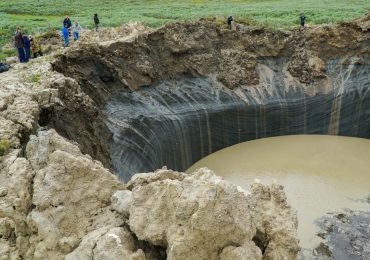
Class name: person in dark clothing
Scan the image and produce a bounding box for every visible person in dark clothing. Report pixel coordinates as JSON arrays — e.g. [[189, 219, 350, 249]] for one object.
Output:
[[63, 16, 72, 29], [63, 16, 72, 36], [94, 13, 100, 32], [227, 16, 233, 30], [300, 14, 306, 27], [22, 34, 31, 62], [14, 28, 26, 63]]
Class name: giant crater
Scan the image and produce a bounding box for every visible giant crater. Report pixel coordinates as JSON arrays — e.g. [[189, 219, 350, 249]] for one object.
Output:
[[51, 20, 370, 181]]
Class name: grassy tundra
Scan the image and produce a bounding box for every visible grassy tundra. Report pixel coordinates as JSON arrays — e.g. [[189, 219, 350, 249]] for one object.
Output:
[[0, 0, 369, 59]]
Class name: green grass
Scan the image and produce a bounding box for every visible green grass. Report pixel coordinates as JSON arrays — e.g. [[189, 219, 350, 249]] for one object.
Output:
[[0, 140, 10, 156], [0, 48, 16, 61], [0, 0, 369, 60], [31, 73, 41, 83]]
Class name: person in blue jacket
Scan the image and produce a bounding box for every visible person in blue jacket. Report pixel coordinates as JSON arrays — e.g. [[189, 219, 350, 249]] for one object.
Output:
[[22, 33, 31, 62], [62, 25, 70, 47]]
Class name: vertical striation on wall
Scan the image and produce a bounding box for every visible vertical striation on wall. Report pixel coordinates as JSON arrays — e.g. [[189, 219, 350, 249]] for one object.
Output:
[[104, 59, 370, 181]]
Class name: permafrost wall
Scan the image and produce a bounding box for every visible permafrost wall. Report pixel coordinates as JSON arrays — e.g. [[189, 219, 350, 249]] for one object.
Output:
[[105, 58, 370, 181], [51, 19, 370, 181]]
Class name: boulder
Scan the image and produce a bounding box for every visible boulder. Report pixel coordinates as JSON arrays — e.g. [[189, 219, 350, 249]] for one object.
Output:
[[66, 226, 145, 260], [129, 167, 299, 260], [5, 57, 17, 65], [25, 130, 124, 259], [111, 190, 132, 217], [0, 151, 35, 259]]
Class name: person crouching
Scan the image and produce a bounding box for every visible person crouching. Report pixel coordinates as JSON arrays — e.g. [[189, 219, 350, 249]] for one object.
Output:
[[29, 36, 43, 58]]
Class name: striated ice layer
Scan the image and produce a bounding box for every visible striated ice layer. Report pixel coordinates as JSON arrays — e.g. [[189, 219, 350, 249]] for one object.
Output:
[[104, 59, 370, 181]]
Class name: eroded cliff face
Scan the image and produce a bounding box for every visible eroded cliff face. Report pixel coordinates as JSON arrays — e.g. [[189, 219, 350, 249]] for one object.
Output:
[[51, 15, 370, 180], [0, 129, 299, 259], [1, 14, 370, 259]]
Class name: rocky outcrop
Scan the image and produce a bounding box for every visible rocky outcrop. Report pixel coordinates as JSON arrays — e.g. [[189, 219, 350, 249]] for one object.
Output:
[[0, 150, 35, 260], [25, 129, 124, 259], [0, 61, 58, 259], [128, 168, 299, 260], [0, 129, 126, 259], [0, 128, 299, 259]]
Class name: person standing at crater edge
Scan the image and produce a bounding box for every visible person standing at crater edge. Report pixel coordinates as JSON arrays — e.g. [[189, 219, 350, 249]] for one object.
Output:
[[14, 28, 26, 63], [63, 16, 72, 31], [227, 16, 233, 30], [22, 33, 31, 62], [300, 14, 306, 27], [94, 13, 100, 32], [71, 21, 82, 41], [62, 25, 70, 47], [63, 15, 72, 36]]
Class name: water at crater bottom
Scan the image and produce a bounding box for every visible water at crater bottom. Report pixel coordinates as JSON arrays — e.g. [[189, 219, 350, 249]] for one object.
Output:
[[187, 135, 370, 254]]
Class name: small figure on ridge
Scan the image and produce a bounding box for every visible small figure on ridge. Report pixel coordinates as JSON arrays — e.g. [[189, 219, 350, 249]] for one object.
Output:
[[94, 13, 100, 32], [300, 14, 306, 28], [227, 16, 233, 30], [62, 25, 70, 47]]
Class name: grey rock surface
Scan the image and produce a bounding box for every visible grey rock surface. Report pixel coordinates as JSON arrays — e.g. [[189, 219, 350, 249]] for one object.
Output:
[[315, 210, 370, 259], [111, 190, 132, 217]]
